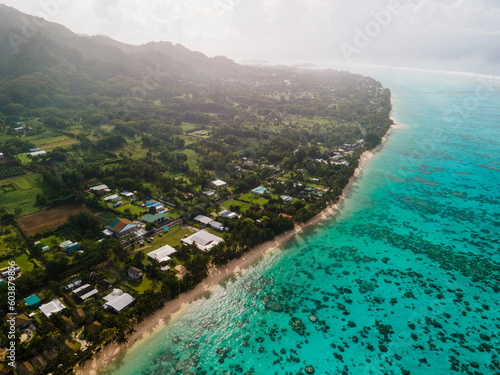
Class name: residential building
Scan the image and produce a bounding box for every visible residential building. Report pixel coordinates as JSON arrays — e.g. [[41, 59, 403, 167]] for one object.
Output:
[[203, 190, 216, 197], [72, 308, 86, 323], [210, 221, 225, 231], [194, 215, 213, 225], [127, 267, 143, 280], [59, 240, 80, 252], [219, 210, 238, 219], [72, 284, 98, 301], [40, 299, 65, 318], [212, 179, 227, 189], [142, 213, 168, 224], [106, 218, 138, 238], [103, 289, 136, 313], [24, 294, 41, 308], [2, 314, 31, 331], [182, 230, 224, 252], [90, 184, 110, 194], [147, 245, 177, 263], [281, 195, 293, 203], [64, 279, 82, 291], [252, 186, 269, 195], [86, 321, 101, 335], [104, 194, 120, 202], [98, 279, 113, 290], [121, 191, 134, 198]]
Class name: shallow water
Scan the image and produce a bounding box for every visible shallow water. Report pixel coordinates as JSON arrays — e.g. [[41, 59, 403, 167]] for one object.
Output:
[[103, 68, 500, 375]]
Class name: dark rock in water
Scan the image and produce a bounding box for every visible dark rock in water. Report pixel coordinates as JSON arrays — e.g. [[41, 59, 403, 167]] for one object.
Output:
[[174, 359, 192, 372], [280, 348, 286, 354], [480, 334, 490, 341], [379, 345, 388, 352], [352, 336, 359, 343], [408, 323, 416, 330], [266, 301, 284, 312], [290, 317, 306, 336], [258, 346, 264, 353], [305, 365, 315, 374]]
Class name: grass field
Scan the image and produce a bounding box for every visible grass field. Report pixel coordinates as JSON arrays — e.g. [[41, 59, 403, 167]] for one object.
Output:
[[0, 254, 35, 274], [17, 203, 100, 237], [126, 276, 160, 294], [0, 174, 44, 217], [180, 149, 199, 171], [238, 192, 269, 206], [0, 227, 22, 256], [220, 199, 251, 213], [112, 203, 145, 216], [140, 225, 193, 254]]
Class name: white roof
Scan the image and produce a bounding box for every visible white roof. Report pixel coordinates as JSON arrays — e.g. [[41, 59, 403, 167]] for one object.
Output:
[[29, 150, 46, 156], [90, 184, 108, 191], [210, 221, 224, 230], [103, 288, 124, 302], [104, 292, 135, 312], [281, 195, 293, 202], [40, 299, 65, 318], [104, 194, 119, 201], [212, 179, 227, 187], [147, 245, 177, 262], [219, 210, 238, 219], [73, 284, 98, 300], [182, 230, 224, 251], [121, 191, 134, 197], [102, 229, 113, 236], [194, 215, 213, 225]]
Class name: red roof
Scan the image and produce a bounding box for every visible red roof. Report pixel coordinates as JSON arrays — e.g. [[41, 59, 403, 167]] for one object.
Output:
[[279, 213, 293, 218]]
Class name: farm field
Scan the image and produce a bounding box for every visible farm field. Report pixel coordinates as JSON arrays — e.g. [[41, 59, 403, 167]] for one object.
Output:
[[0, 165, 25, 179], [237, 192, 269, 206], [17, 202, 100, 236], [0, 174, 44, 217]]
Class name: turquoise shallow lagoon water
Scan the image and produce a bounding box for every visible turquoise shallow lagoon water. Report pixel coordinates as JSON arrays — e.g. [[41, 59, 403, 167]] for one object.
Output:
[[103, 68, 500, 375]]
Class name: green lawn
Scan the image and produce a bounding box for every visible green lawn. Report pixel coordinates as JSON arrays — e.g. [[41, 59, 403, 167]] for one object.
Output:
[[238, 192, 269, 207], [0, 174, 44, 217], [0, 253, 35, 274], [180, 149, 199, 171], [0, 227, 22, 256], [126, 276, 160, 294], [221, 199, 251, 213], [112, 203, 145, 216], [39, 235, 64, 249], [141, 225, 193, 252]]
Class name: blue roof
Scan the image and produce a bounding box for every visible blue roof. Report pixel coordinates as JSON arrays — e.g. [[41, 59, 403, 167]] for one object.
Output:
[[145, 200, 156, 206], [25, 294, 41, 306]]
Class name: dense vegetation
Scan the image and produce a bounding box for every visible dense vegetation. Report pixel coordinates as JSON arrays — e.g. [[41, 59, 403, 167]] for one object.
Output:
[[0, 4, 393, 374]]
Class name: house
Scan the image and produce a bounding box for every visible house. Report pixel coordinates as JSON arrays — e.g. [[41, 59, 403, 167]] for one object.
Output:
[[61, 315, 75, 333], [86, 321, 101, 335], [121, 191, 134, 198], [252, 186, 269, 195], [59, 240, 80, 252], [40, 299, 65, 318], [332, 154, 342, 161], [193, 215, 213, 225], [142, 213, 168, 224], [31, 355, 47, 371], [281, 195, 293, 203], [103, 289, 136, 313], [106, 218, 138, 238], [104, 194, 120, 202], [147, 245, 177, 263], [42, 347, 58, 361], [182, 230, 224, 252], [98, 279, 113, 290], [64, 279, 82, 291], [34, 241, 49, 252], [210, 221, 225, 231], [212, 179, 227, 189], [90, 184, 110, 194], [127, 267, 143, 280], [0, 152, 3, 159], [219, 210, 238, 219], [203, 190, 216, 197], [73, 284, 98, 301], [72, 308, 86, 323], [280, 213, 293, 218], [17, 362, 34, 375], [24, 294, 41, 308], [2, 314, 31, 331]]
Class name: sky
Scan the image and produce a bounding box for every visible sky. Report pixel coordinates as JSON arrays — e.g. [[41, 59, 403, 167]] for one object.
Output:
[[1, 0, 500, 74]]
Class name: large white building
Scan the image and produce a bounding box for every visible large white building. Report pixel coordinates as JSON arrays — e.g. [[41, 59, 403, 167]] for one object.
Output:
[[182, 230, 224, 251], [147, 245, 177, 263]]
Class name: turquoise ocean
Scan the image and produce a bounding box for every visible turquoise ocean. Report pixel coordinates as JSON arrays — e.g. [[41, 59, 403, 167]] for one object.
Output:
[[103, 67, 500, 375]]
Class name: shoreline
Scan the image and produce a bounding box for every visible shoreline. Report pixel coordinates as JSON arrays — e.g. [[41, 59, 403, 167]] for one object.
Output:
[[78, 122, 399, 375]]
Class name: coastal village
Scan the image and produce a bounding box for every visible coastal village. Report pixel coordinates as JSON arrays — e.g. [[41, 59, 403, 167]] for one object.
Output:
[[0, 14, 392, 372]]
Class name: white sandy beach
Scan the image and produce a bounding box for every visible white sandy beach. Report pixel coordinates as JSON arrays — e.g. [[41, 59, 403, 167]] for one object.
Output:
[[77, 122, 399, 375]]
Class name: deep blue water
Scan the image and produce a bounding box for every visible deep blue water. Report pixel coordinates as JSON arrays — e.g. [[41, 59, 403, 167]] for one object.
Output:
[[103, 67, 500, 375]]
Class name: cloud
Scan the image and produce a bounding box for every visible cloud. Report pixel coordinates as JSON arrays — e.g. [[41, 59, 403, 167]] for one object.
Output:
[[0, 0, 499, 73]]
